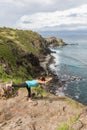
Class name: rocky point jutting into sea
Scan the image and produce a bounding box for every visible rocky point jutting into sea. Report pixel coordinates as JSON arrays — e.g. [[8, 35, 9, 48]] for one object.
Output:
[[0, 28, 87, 130]]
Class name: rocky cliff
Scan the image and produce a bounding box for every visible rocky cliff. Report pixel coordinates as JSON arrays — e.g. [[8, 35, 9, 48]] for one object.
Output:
[[0, 27, 48, 80]]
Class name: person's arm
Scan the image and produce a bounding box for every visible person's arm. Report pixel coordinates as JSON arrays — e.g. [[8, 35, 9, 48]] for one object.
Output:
[[37, 77, 52, 84], [45, 77, 53, 83]]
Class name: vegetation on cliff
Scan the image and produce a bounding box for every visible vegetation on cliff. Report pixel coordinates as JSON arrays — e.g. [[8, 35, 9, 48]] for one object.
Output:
[[0, 27, 48, 81]]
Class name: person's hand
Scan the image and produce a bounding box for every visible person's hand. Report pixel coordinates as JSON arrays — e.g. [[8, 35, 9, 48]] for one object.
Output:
[[49, 77, 53, 80], [46, 77, 53, 82]]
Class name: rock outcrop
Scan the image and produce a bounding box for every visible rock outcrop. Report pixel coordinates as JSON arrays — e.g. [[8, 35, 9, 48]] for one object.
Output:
[[45, 36, 67, 48]]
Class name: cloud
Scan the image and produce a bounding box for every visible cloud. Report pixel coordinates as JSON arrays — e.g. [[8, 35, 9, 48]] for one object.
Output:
[[0, 0, 87, 30], [0, 0, 56, 27], [1, 0, 87, 11], [16, 4, 87, 31]]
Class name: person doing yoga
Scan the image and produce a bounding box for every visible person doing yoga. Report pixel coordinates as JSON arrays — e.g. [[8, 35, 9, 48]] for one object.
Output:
[[12, 77, 52, 102]]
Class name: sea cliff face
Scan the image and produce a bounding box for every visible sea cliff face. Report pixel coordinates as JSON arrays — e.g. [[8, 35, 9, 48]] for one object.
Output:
[[0, 27, 46, 79]]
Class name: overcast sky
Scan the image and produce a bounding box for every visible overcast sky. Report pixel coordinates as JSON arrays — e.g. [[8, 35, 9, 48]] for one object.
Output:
[[0, 0, 87, 31]]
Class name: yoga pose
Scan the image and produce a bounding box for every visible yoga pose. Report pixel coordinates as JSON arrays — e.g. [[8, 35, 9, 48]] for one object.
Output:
[[12, 77, 52, 102]]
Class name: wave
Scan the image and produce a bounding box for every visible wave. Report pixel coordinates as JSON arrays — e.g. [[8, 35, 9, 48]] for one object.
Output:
[[50, 49, 61, 65]]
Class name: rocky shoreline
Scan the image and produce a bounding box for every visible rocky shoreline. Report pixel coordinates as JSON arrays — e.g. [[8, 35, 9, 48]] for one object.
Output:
[[40, 52, 65, 96]]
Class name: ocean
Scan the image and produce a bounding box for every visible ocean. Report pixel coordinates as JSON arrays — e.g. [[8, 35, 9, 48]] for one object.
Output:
[[39, 31, 87, 105]]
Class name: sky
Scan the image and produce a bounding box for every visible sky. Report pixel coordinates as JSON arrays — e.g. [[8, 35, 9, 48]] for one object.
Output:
[[0, 0, 87, 31]]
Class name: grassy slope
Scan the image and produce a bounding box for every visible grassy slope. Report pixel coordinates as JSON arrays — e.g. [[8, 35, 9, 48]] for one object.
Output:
[[0, 27, 46, 81]]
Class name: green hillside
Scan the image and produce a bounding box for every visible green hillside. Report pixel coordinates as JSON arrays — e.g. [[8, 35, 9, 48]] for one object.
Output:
[[0, 27, 47, 81]]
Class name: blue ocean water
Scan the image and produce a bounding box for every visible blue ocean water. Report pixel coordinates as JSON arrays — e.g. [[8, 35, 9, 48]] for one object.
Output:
[[39, 31, 87, 105]]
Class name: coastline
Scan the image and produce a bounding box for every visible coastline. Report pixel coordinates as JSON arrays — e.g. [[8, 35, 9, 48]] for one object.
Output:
[[40, 42, 84, 99], [40, 52, 65, 96]]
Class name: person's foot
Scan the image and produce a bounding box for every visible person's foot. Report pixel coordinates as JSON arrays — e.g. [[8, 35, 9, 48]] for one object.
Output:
[[6, 81, 13, 88], [28, 98, 33, 102], [26, 97, 33, 102], [10, 81, 13, 86]]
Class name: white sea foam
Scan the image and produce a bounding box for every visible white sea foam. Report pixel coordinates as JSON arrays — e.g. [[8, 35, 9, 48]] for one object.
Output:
[[49, 49, 61, 71]]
